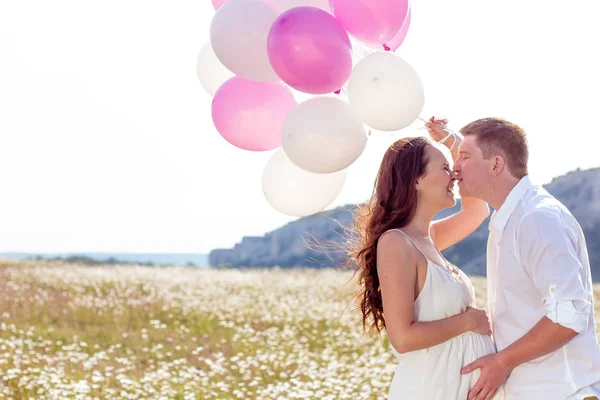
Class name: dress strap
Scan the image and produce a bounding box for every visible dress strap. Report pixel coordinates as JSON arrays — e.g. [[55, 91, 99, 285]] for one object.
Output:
[[382, 229, 461, 280], [382, 229, 432, 264]]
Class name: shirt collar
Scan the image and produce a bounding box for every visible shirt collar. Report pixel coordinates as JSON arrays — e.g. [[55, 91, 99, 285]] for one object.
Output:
[[489, 175, 534, 234]]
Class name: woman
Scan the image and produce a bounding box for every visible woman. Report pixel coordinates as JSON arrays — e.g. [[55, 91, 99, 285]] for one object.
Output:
[[349, 118, 505, 399]]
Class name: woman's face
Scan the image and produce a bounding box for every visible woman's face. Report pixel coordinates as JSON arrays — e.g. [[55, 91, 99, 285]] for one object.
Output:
[[418, 145, 457, 209]]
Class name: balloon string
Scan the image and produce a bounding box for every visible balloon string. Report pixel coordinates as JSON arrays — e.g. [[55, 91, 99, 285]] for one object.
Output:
[[416, 116, 461, 136], [353, 39, 376, 58]]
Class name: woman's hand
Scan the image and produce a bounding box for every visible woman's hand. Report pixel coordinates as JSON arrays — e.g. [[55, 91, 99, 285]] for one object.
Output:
[[465, 306, 492, 336], [425, 116, 457, 149]]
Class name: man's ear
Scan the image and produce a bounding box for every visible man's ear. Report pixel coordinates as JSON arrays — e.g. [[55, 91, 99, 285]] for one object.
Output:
[[492, 155, 506, 176]]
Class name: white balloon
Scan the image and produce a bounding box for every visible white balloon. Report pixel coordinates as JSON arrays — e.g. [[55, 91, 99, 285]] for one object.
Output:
[[210, 0, 279, 82], [282, 97, 367, 174], [262, 149, 347, 217], [196, 42, 235, 96], [271, 0, 331, 13], [348, 52, 424, 131]]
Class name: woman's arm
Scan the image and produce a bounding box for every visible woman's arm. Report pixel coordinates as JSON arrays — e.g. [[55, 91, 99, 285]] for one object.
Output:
[[426, 120, 490, 251], [377, 231, 487, 354]]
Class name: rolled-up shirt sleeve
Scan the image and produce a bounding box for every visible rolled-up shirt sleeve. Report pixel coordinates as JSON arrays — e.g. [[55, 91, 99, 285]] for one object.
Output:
[[517, 211, 592, 334]]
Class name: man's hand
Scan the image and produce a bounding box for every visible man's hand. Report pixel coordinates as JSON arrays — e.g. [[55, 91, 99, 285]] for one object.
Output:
[[462, 353, 512, 400]]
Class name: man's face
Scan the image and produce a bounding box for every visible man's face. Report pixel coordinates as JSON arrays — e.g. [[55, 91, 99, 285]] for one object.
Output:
[[453, 136, 493, 199]]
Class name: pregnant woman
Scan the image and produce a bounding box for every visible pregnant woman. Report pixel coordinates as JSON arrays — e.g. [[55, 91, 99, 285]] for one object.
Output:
[[348, 118, 505, 399]]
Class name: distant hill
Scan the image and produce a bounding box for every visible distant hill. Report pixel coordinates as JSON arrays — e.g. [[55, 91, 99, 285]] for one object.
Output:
[[210, 167, 600, 281], [0, 253, 210, 268]]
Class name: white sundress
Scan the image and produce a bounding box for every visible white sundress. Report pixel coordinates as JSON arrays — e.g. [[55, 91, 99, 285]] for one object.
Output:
[[384, 229, 506, 400]]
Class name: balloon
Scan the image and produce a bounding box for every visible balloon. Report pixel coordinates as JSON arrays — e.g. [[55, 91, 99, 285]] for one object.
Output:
[[270, 0, 331, 13], [348, 52, 424, 131], [262, 149, 347, 216], [384, 4, 411, 51], [212, 0, 230, 10], [329, 0, 409, 46], [267, 7, 352, 94], [212, 77, 297, 151], [282, 97, 367, 174], [196, 42, 235, 96], [210, 0, 280, 82]]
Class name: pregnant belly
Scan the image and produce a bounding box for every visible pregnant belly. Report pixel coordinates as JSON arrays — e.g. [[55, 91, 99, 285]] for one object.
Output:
[[390, 331, 499, 398]]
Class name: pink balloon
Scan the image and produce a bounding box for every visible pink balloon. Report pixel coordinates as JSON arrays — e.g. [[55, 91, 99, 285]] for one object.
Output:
[[267, 7, 353, 94], [212, 0, 227, 9], [212, 77, 297, 151], [384, 5, 411, 51], [329, 0, 409, 46]]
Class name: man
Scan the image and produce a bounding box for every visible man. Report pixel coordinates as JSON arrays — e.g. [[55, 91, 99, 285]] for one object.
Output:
[[429, 118, 600, 400]]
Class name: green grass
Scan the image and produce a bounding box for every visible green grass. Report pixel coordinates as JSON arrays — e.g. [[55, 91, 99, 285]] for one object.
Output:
[[1, 261, 598, 399]]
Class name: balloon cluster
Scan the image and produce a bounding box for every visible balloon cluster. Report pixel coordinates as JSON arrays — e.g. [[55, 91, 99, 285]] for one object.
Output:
[[197, 0, 424, 217]]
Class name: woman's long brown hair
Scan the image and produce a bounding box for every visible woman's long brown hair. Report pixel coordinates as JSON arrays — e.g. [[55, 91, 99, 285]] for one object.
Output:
[[347, 137, 431, 336]]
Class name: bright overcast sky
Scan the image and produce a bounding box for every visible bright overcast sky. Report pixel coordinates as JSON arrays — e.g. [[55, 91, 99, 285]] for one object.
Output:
[[0, 0, 598, 253]]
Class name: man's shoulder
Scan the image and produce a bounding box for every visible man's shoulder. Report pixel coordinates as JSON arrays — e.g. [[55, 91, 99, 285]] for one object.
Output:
[[522, 185, 570, 216], [518, 186, 579, 229]]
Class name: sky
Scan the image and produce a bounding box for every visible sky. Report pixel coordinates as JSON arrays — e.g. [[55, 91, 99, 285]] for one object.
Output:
[[0, 0, 599, 254]]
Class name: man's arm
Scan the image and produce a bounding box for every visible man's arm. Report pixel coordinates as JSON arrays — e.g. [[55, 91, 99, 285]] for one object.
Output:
[[497, 316, 578, 370], [461, 317, 578, 400]]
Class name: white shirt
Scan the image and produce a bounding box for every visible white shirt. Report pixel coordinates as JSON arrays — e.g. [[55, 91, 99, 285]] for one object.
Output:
[[487, 175, 600, 400]]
